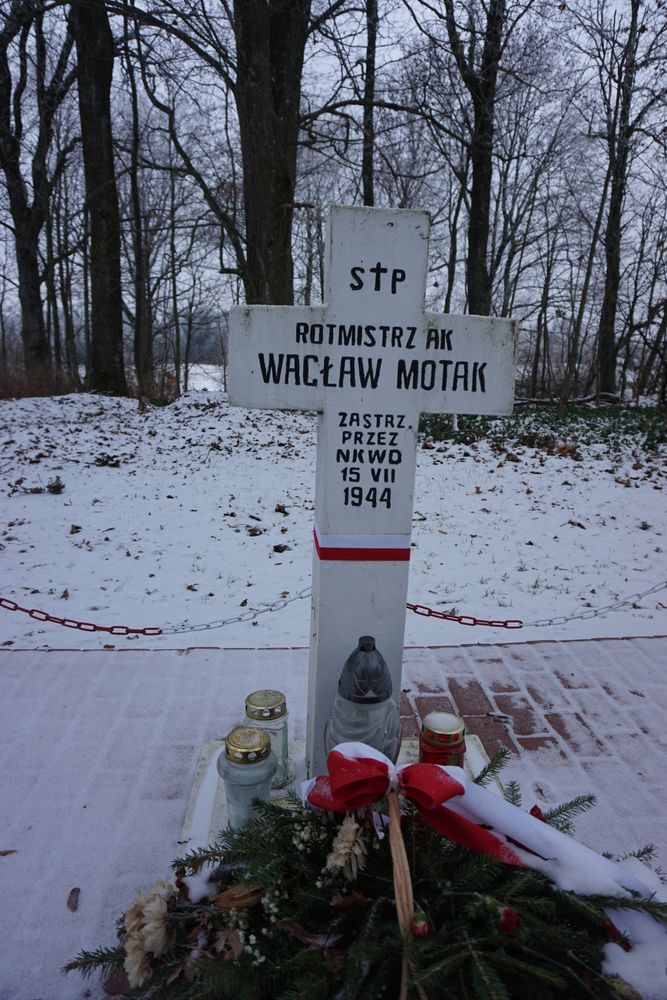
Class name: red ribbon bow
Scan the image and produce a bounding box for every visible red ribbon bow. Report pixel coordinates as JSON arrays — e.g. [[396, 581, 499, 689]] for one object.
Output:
[[306, 746, 524, 866]]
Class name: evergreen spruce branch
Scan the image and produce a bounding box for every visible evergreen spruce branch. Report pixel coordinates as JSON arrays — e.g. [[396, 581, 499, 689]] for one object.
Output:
[[473, 748, 512, 787], [503, 779, 522, 806], [543, 794, 596, 834], [274, 950, 333, 999], [358, 891, 397, 933], [501, 868, 554, 897], [343, 928, 401, 994], [512, 945, 607, 999], [357, 939, 404, 996], [414, 946, 469, 986], [192, 958, 255, 997], [448, 854, 505, 893], [489, 952, 566, 989], [611, 843, 667, 880], [466, 933, 512, 1000], [547, 886, 611, 927], [619, 843, 657, 863], [551, 885, 667, 926], [277, 974, 333, 1000], [171, 842, 235, 874], [587, 895, 667, 923], [506, 894, 557, 919], [62, 943, 125, 978]]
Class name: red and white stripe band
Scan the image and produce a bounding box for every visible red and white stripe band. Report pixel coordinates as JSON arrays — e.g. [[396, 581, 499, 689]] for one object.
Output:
[[313, 521, 411, 562]]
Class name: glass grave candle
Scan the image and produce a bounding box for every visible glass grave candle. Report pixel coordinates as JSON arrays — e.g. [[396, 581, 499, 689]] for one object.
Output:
[[217, 727, 277, 830], [324, 635, 401, 762], [244, 689, 290, 788]]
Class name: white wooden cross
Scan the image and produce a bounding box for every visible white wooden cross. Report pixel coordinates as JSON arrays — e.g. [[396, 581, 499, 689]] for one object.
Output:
[[228, 206, 517, 776]]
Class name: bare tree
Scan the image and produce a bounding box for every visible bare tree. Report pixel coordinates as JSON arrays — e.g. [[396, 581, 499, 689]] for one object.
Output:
[[569, 0, 666, 394], [0, 1, 75, 375], [70, 0, 128, 393]]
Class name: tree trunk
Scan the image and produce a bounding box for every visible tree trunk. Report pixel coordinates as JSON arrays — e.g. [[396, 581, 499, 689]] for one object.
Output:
[[596, 172, 624, 395], [0, 20, 50, 372], [444, 0, 505, 317], [467, 100, 495, 315], [70, 0, 127, 394], [168, 166, 182, 396], [123, 12, 153, 397], [44, 207, 62, 376], [558, 162, 612, 416], [596, 7, 640, 394], [233, 0, 310, 305], [14, 215, 50, 369], [362, 0, 377, 207]]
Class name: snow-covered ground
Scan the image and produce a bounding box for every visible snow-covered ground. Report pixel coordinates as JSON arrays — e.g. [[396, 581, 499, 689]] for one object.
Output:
[[1, 385, 667, 999], [1, 387, 665, 648]]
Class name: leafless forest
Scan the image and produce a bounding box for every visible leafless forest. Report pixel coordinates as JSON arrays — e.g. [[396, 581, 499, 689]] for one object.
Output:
[[1, 0, 665, 403]]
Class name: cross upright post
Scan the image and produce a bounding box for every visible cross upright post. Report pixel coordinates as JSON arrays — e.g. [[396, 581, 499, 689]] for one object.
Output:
[[229, 206, 517, 776]]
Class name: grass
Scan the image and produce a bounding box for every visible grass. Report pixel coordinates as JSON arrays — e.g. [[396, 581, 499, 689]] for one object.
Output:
[[420, 403, 667, 453]]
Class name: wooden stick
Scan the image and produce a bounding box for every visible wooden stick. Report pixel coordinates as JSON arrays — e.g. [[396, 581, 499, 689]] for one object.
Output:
[[387, 791, 414, 934], [387, 791, 413, 1000]]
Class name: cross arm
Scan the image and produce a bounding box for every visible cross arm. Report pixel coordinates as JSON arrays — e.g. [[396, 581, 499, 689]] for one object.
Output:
[[227, 305, 329, 411]]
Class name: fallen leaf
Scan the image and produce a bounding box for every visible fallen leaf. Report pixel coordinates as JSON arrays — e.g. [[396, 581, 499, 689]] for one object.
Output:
[[67, 887, 80, 912], [214, 927, 244, 960], [273, 544, 291, 553], [330, 890, 366, 909], [0, 849, 18, 857], [276, 917, 342, 948], [103, 969, 130, 995], [69, 524, 81, 535], [275, 504, 289, 515], [211, 883, 264, 910]]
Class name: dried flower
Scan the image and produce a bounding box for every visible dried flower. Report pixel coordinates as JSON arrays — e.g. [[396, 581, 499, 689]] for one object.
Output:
[[124, 894, 146, 937], [122, 879, 177, 987], [124, 938, 151, 988], [326, 814, 367, 881]]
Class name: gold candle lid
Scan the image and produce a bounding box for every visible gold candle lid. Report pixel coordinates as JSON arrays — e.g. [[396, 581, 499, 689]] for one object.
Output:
[[245, 689, 287, 721], [225, 726, 271, 763], [421, 711, 465, 746]]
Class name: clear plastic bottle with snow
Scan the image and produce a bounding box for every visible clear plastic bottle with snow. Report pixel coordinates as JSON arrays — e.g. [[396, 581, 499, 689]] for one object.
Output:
[[324, 635, 401, 762]]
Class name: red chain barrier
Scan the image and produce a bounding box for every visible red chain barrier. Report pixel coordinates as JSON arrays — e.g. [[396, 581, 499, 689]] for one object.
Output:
[[0, 597, 162, 636], [406, 602, 523, 629], [0, 593, 523, 634]]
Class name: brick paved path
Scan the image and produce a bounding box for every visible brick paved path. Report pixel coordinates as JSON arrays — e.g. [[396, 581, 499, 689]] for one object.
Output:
[[0, 637, 665, 1000], [400, 636, 667, 876], [401, 636, 667, 759]]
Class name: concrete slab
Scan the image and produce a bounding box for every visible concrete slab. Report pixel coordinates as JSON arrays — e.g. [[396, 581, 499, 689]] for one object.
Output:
[[0, 637, 665, 1000]]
